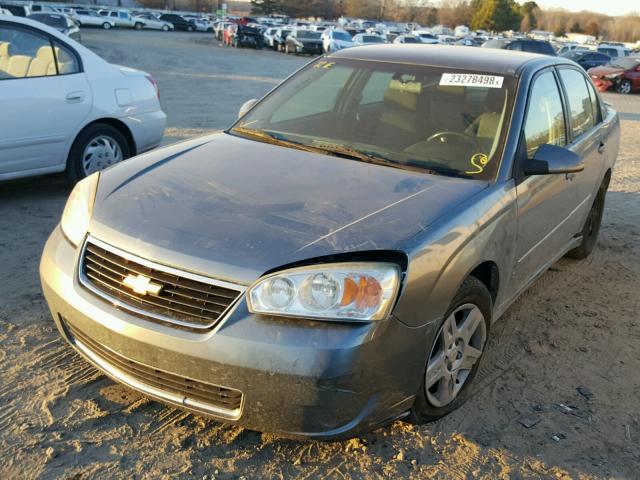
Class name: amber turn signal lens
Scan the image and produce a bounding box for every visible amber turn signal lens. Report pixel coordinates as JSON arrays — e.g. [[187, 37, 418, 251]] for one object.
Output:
[[341, 276, 382, 309]]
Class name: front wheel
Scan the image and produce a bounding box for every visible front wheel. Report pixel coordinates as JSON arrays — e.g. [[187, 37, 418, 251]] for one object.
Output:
[[102, 22, 111, 30], [187, 25, 194, 32], [566, 176, 608, 259], [162, 24, 169, 32], [67, 123, 130, 182], [617, 79, 632, 94], [134, 22, 144, 30], [410, 276, 491, 423]]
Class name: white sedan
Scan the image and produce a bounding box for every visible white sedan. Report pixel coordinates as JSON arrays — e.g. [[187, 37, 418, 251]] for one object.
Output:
[[133, 13, 173, 32], [72, 9, 115, 30], [0, 15, 166, 182]]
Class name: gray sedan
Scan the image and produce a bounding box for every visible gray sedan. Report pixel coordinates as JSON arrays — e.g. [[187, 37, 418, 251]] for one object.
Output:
[[40, 45, 619, 439]]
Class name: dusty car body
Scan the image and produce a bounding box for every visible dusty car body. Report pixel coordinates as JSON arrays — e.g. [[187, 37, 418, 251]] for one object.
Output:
[[232, 25, 264, 49], [284, 29, 323, 55], [41, 45, 619, 440], [589, 57, 640, 94]]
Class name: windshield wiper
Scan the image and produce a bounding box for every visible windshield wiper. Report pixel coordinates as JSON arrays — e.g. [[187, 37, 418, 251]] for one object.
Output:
[[231, 127, 325, 154], [309, 141, 412, 170]]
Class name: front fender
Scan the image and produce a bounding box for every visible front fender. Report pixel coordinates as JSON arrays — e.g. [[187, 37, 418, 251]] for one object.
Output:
[[393, 182, 518, 328]]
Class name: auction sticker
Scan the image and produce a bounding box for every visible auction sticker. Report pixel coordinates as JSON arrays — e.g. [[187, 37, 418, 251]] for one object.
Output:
[[440, 73, 504, 88]]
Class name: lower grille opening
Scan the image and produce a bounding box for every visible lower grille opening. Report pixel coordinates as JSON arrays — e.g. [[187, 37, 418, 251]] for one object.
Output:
[[60, 315, 243, 418]]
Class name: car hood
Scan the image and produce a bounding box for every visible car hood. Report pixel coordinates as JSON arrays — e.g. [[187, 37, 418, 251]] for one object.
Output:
[[90, 133, 487, 284], [588, 65, 624, 76]]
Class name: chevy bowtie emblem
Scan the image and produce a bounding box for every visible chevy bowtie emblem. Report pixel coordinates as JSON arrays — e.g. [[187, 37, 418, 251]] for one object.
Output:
[[123, 274, 163, 296]]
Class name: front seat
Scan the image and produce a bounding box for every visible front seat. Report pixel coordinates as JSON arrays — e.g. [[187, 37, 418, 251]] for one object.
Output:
[[464, 88, 507, 154], [375, 77, 421, 150]]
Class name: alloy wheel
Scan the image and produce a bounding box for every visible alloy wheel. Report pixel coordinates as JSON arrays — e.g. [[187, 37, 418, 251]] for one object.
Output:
[[425, 303, 487, 407], [618, 81, 631, 94], [82, 135, 123, 175]]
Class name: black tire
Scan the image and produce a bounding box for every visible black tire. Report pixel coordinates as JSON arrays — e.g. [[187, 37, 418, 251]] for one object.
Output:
[[409, 276, 492, 423], [162, 25, 169, 32], [134, 22, 144, 30], [187, 25, 194, 32], [617, 79, 632, 95], [102, 22, 111, 30], [566, 176, 608, 259], [66, 123, 131, 183]]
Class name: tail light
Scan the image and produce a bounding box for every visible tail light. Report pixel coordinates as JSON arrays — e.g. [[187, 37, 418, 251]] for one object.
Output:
[[145, 75, 160, 100]]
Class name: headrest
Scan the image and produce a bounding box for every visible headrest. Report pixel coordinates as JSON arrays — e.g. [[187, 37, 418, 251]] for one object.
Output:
[[387, 78, 421, 94], [37, 46, 55, 62], [435, 85, 465, 96], [0, 42, 10, 57]]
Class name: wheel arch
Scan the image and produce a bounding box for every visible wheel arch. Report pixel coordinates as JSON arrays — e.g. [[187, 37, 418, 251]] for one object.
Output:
[[69, 118, 137, 166], [467, 261, 500, 305]]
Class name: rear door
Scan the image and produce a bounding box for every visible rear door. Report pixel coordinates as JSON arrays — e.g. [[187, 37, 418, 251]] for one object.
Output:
[[0, 22, 91, 178], [513, 69, 580, 286]]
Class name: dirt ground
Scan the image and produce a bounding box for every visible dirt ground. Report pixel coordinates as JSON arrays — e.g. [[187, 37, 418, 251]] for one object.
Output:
[[1, 31, 639, 479]]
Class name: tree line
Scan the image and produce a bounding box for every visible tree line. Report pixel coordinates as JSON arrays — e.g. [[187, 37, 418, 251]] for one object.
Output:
[[245, 0, 639, 42]]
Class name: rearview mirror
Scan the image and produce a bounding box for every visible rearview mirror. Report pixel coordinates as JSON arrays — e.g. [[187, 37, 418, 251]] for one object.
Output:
[[523, 144, 584, 176], [238, 98, 258, 118]]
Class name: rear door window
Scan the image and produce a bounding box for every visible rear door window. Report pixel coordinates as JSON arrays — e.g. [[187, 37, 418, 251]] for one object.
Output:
[[0, 25, 56, 79], [53, 40, 79, 75], [558, 68, 595, 139]]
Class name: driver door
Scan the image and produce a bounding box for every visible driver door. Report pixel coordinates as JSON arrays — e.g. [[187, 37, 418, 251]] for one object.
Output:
[[512, 69, 580, 288]]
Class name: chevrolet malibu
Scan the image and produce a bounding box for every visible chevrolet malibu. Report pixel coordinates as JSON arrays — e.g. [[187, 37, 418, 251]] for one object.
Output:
[[41, 45, 619, 439]]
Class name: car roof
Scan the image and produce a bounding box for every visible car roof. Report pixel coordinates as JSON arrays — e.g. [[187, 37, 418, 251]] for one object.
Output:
[[330, 44, 567, 75]]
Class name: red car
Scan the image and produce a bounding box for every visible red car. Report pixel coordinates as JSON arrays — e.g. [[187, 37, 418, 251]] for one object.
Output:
[[588, 57, 640, 94]]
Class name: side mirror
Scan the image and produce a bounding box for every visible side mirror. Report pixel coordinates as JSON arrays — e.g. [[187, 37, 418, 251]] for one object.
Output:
[[238, 98, 258, 118], [523, 144, 584, 176]]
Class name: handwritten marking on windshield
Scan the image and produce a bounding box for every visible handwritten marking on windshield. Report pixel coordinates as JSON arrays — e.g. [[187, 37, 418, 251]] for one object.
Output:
[[466, 153, 489, 175]]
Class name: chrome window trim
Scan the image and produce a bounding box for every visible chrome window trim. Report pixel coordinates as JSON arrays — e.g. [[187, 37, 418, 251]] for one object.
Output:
[[78, 235, 246, 330]]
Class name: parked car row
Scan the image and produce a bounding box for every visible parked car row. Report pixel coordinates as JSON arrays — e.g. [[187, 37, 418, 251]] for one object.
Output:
[[217, 20, 640, 96]]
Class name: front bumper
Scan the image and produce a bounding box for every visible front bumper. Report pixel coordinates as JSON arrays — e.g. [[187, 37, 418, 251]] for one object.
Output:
[[40, 227, 432, 439]]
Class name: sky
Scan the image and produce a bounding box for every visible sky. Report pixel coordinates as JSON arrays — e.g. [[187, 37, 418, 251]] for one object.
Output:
[[525, 0, 639, 16]]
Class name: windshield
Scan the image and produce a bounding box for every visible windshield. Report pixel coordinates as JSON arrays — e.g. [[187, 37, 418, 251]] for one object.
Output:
[[297, 30, 321, 39], [363, 35, 384, 43], [29, 14, 67, 28], [333, 31, 352, 41], [402, 36, 420, 43], [232, 59, 515, 180]]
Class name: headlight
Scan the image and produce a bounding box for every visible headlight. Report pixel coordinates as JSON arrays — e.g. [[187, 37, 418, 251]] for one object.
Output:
[[60, 173, 99, 247], [248, 262, 401, 321]]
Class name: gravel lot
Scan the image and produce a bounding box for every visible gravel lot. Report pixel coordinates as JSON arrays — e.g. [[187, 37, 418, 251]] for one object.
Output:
[[1, 30, 639, 479]]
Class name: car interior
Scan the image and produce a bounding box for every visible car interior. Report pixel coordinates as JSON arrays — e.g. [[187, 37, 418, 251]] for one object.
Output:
[[0, 36, 76, 79], [251, 66, 511, 177]]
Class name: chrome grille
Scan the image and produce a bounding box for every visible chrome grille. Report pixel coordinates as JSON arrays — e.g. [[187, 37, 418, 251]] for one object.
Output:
[[79, 237, 244, 330], [62, 317, 243, 417]]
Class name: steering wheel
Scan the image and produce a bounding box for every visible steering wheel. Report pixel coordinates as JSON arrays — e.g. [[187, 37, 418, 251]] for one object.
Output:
[[426, 131, 480, 150]]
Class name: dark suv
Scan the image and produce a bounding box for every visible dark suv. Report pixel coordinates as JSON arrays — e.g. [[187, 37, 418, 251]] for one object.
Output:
[[159, 14, 195, 32], [483, 38, 556, 56]]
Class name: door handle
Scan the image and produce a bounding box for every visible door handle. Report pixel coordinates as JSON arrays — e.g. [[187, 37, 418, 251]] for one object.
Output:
[[65, 91, 85, 103], [597, 142, 606, 154]]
